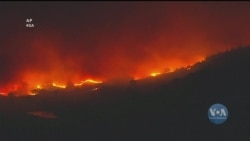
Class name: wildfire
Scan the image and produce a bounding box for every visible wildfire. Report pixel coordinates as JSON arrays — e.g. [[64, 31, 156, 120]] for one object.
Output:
[[28, 92, 37, 96], [133, 77, 140, 80], [199, 57, 206, 62], [74, 79, 102, 86], [91, 88, 99, 91], [150, 72, 161, 77], [36, 85, 42, 89], [52, 83, 66, 89], [195, 56, 206, 63], [0, 55, 207, 96], [0, 92, 7, 96]]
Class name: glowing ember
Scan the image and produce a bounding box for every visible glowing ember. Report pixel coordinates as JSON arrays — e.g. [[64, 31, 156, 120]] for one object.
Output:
[[187, 66, 192, 70], [0, 92, 7, 96], [74, 79, 102, 86], [27, 111, 57, 119], [36, 85, 42, 89], [199, 57, 206, 62], [52, 83, 66, 89], [28, 92, 37, 96], [91, 88, 99, 91], [150, 72, 161, 77]]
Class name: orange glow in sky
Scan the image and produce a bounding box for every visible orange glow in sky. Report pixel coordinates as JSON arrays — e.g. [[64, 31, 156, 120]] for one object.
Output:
[[1, 3, 250, 96]]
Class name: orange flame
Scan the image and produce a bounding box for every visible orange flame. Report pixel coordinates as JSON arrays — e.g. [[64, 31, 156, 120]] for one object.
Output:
[[74, 79, 102, 86], [36, 85, 42, 89], [28, 92, 37, 96], [52, 83, 66, 89], [150, 72, 161, 77], [91, 88, 99, 91], [0, 54, 206, 96], [0, 92, 7, 96]]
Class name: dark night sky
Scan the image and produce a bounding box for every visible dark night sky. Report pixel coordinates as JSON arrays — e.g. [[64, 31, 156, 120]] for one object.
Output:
[[1, 2, 250, 92]]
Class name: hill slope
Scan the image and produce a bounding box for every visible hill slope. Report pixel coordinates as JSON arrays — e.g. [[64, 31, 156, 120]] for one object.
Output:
[[0, 46, 250, 141]]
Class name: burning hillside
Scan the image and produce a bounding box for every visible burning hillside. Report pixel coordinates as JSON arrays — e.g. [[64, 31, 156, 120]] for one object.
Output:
[[1, 2, 250, 96]]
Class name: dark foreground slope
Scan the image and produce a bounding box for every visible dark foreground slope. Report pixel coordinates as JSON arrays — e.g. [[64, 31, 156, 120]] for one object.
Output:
[[0, 46, 250, 141]]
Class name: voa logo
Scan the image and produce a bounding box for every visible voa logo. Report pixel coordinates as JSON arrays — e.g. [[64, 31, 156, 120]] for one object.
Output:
[[208, 103, 229, 125]]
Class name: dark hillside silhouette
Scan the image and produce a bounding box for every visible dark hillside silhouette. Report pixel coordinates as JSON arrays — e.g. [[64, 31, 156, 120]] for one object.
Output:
[[0, 46, 250, 141]]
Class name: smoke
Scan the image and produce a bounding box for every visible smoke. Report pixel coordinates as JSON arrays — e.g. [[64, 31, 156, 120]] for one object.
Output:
[[1, 2, 250, 93]]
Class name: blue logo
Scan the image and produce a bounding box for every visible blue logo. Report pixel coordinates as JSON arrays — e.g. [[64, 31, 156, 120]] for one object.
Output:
[[208, 103, 228, 125]]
